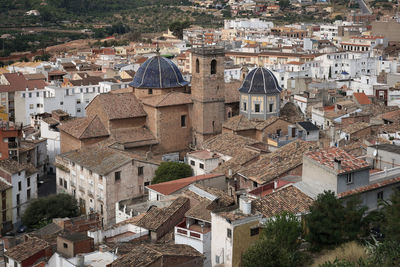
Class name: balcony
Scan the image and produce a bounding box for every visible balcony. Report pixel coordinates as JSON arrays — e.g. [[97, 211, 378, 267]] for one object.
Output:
[[79, 186, 85, 193], [97, 194, 104, 202], [71, 181, 76, 188], [87, 189, 94, 197], [175, 220, 211, 241]]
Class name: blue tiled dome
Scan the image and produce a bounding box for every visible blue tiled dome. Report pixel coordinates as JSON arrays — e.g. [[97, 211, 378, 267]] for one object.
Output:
[[130, 56, 189, 89], [239, 67, 282, 95]]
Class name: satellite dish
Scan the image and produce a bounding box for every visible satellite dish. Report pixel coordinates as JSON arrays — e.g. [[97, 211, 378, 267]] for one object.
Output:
[[373, 149, 377, 157]]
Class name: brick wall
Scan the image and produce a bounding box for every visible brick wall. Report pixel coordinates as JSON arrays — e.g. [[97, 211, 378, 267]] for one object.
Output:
[[157, 105, 192, 153]]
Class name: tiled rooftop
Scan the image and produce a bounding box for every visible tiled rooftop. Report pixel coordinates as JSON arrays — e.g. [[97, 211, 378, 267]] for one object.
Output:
[[111, 243, 203, 267], [222, 115, 255, 131], [4, 237, 50, 262], [89, 93, 146, 120], [305, 147, 370, 174], [252, 185, 313, 218], [135, 197, 189, 231], [341, 122, 370, 135], [141, 91, 192, 107], [59, 146, 132, 176], [58, 116, 109, 140], [338, 176, 400, 198], [146, 173, 224, 196], [239, 140, 317, 184]]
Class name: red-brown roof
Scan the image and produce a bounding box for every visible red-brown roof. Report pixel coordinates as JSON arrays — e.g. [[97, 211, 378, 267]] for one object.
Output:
[[0, 72, 46, 92], [305, 147, 370, 174], [353, 92, 372, 105], [338, 176, 400, 198], [146, 173, 224, 195]]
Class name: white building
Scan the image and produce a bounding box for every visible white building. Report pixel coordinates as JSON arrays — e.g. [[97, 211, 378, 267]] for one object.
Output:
[[56, 146, 158, 226], [224, 18, 273, 31], [0, 159, 38, 227], [14, 81, 130, 126], [48, 251, 118, 267], [187, 150, 221, 176]]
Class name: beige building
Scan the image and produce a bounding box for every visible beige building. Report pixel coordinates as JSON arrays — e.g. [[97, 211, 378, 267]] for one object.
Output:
[[55, 146, 159, 226]]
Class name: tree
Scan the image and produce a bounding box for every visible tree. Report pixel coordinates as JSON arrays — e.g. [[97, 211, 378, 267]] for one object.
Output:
[[381, 188, 400, 241], [22, 194, 80, 230], [334, 15, 343, 21], [169, 20, 191, 39], [242, 212, 306, 267], [151, 161, 192, 184], [279, 0, 291, 10], [306, 191, 366, 250]]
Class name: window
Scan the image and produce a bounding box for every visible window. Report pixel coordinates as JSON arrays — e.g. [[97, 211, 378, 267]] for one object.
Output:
[[37, 103, 40, 108], [36, 92, 39, 97], [29, 93, 32, 98], [22, 93, 25, 98], [27, 189, 31, 200], [196, 59, 200, 73], [77, 108, 81, 113], [115, 171, 121, 181], [60, 101, 64, 105], [377, 191, 383, 200], [27, 178, 30, 187], [63, 243, 68, 248], [16, 194, 20, 205], [148, 89, 153, 95], [144, 181, 150, 187], [77, 99, 81, 104], [18, 181, 21, 191], [211, 59, 217, 75], [199, 163, 204, 169], [269, 103, 274, 112], [64, 180, 67, 189], [346, 173, 353, 184], [227, 228, 232, 238], [253, 181, 257, 188], [190, 160, 195, 166], [243, 102, 247, 111], [254, 104, 260, 113], [29, 104, 34, 109], [216, 256, 220, 264], [138, 166, 144, 176], [59, 178, 63, 186], [181, 115, 186, 127], [250, 227, 259, 236], [17, 207, 20, 218]]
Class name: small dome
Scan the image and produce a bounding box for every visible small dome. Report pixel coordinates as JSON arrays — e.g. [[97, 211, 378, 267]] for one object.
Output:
[[130, 56, 189, 89], [239, 67, 282, 95]]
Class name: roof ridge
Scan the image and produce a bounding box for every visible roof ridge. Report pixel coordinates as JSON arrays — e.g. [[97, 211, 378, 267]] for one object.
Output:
[[79, 115, 107, 139]]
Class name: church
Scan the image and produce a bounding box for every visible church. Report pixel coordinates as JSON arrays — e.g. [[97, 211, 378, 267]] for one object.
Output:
[[58, 47, 282, 158]]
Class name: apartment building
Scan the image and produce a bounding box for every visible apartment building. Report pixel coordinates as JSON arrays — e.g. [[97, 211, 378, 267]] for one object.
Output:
[[55, 146, 159, 226]]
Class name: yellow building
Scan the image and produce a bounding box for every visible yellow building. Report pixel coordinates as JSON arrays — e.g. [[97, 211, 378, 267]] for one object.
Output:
[[211, 201, 262, 267], [0, 180, 13, 234], [0, 105, 9, 121]]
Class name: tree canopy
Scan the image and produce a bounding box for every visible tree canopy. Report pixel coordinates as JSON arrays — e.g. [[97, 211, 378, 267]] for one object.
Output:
[[22, 194, 80, 230], [306, 191, 366, 250], [169, 20, 191, 39], [151, 161, 192, 184], [242, 212, 306, 267]]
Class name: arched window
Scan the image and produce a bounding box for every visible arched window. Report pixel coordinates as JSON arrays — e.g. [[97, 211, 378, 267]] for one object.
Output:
[[195, 59, 200, 73], [211, 59, 217, 75]]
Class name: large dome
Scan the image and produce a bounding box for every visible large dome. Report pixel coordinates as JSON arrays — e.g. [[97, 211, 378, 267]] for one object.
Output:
[[239, 67, 282, 95], [130, 56, 189, 89]]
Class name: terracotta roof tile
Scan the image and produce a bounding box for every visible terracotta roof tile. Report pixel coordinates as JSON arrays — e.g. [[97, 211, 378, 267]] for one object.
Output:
[[146, 173, 224, 196], [252, 185, 313, 217], [141, 92, 192, 107], [59, 146, 132, 176], [0, 73, 46, 92], [304, 147, 370, 174], [222, 115, 255, 131], [341, 122, 370, 135], [202, 133, 260, 157], [111, 243, 203, 267], [89, 93, 146, 120], [58, 116, 109, 139], [0, 159, 37, 175], [353, 92, 372, 105], [239, 140, 318, 184], [338, 176, 400, 198], [4, 237, 50, 262], [135, 197, 189, 230]]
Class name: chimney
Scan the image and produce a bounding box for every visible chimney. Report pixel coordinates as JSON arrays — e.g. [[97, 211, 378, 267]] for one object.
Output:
[[228, 169, 232, 176], [99, 244, 110, 253], [274, 180, 278, 189], [239, 195, 252, 215], [76, 254, 85, 267], [334, 157, 341, 172]]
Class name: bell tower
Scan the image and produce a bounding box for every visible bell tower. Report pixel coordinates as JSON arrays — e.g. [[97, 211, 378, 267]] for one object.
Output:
[[191, 47, 225, 147]]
